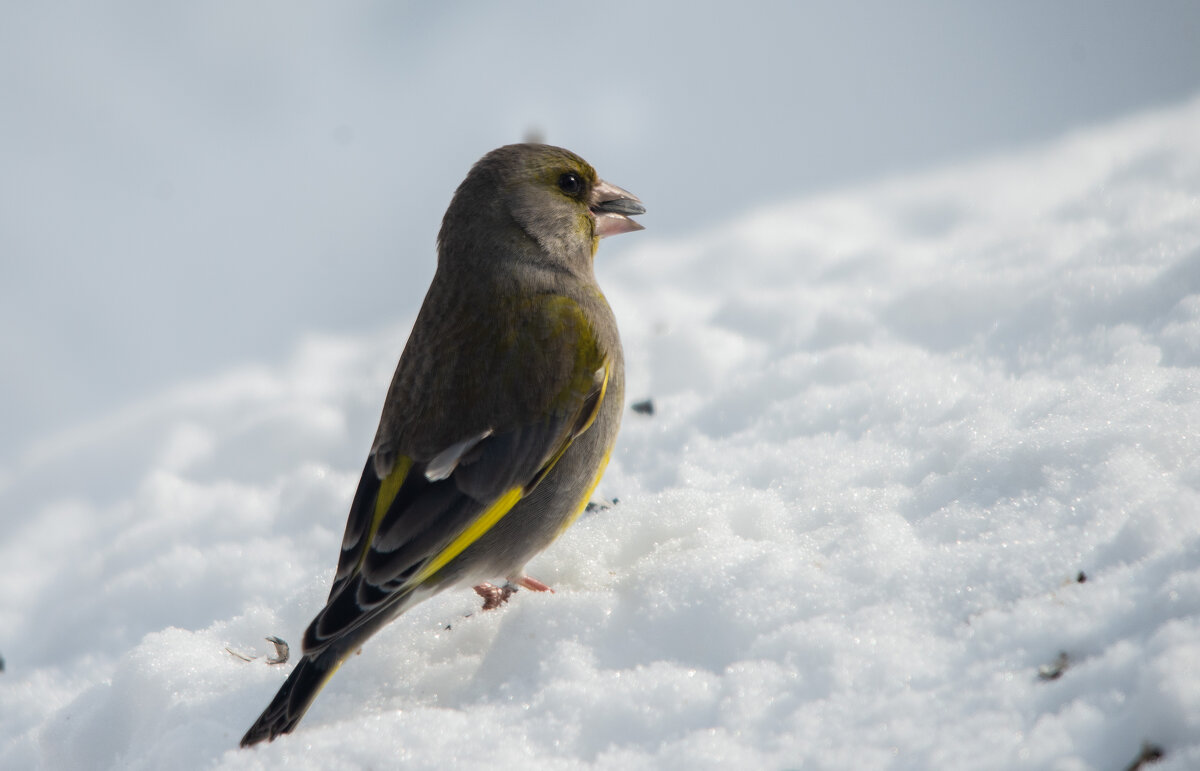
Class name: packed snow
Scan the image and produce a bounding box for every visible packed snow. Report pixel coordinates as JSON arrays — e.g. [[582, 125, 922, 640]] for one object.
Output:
[[3, 97, 1200, 770]]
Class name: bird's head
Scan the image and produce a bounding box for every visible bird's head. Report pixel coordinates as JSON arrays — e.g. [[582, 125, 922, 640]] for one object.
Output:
[[438, 144, 645, 274]]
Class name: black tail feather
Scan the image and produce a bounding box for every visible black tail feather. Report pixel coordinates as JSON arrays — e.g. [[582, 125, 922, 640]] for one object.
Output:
[[240, 652, 341, 747]]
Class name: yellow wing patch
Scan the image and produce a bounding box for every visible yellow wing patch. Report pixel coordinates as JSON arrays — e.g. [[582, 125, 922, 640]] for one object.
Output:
[[522, 358, 610, 496], [357, 456, 413, 572], [577, 360, 610, 435], [408, 485, 525, 586], [555, 446, 612, 540]]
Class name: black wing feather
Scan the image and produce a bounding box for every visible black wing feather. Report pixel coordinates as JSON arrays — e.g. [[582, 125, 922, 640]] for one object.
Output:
[[305, 415, 579, 654]]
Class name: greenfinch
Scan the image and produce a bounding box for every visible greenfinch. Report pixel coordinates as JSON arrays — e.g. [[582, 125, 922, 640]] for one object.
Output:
[[240, 144, 645, 746]]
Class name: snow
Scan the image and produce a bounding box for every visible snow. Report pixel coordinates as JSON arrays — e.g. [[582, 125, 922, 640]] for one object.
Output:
[[4, 97, 1200, 770]]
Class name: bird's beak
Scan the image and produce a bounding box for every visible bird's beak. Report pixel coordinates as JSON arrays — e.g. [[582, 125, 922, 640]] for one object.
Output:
[[590, 179, 646, 238]]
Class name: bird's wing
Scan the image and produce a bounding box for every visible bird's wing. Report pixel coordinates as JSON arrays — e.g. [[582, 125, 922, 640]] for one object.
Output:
[[303, 296, 611, 655]]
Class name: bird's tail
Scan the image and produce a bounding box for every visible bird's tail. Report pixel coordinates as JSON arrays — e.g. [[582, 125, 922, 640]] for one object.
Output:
[[240, 651, 343, 747]]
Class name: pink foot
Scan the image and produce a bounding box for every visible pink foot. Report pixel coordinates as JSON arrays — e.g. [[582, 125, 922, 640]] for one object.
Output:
[[513, 575, 555, 593]]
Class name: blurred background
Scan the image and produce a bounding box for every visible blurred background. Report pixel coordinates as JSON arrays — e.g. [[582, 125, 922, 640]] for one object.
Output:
[[3, 0, 1200, 495]]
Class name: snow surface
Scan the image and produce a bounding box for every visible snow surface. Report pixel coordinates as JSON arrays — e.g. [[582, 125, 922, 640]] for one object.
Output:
[[4, 98, 1200, 770]]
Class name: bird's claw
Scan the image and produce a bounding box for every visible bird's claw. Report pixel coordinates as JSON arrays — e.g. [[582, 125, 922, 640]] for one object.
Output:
[[514, 575, 554, 593], [473, 575, 555, 610], [474, 582, 518, 611]]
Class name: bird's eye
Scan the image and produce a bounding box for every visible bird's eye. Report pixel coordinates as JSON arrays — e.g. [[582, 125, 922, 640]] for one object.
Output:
[[557, 172, 583, 196]]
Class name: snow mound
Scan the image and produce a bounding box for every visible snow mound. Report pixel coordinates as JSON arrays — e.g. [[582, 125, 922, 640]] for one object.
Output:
[[3, 97, 1200, 770]]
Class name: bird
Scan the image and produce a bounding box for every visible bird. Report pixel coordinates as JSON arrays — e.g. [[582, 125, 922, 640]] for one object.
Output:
[[239, 143, 645, 747]]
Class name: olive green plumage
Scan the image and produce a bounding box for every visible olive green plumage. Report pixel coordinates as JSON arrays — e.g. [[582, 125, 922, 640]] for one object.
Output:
[[240, 144, 645, 747]]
